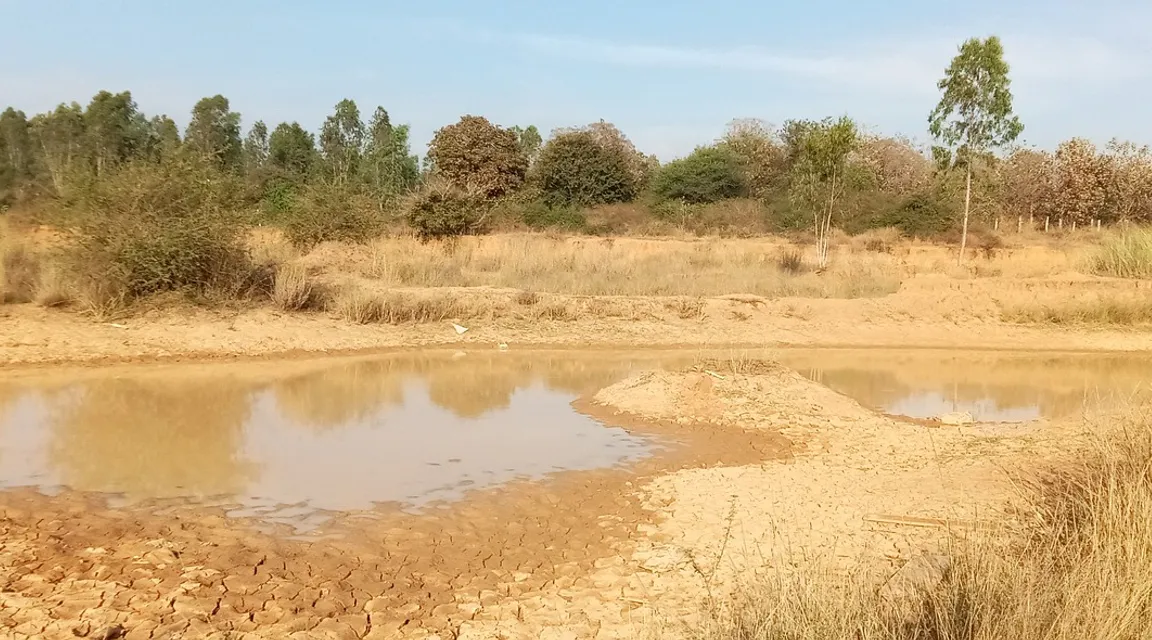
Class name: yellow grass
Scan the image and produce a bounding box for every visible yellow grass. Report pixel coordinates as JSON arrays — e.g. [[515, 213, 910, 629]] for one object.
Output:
[[271, 264, 326, 312], [300, 234, 905, 298], [1090, 227, 1152, 278], [688, 405, 1152, 640], [1004, 294, 1152, 326]]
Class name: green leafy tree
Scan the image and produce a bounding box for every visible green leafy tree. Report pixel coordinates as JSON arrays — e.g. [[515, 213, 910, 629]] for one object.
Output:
[[651, 146, 746, 204], [185, 95, 242, 170], [789, 116, 859, 269], [29, 102, 86, 196], [929, 36, 1023, 262], [145, 115, 181, 161], [0, 108, 35, 201], [427, 115, 528, 198], [83, 90, 147, 175], [534, 130, 637, 207], [268, 122, 317, 178], [319, 99, 365, 185], [362, 106, 420, 197], [243, 121, 270, 175], [510, 125, 543, 165]]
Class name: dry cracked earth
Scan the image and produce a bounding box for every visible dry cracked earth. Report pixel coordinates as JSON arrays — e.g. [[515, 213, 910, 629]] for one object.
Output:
[[0, 400, 790, 640]]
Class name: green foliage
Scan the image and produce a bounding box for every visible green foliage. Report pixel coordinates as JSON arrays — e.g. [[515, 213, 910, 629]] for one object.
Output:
[[405, 180, 488, 239], [29, 102, 86, 196], [145, 115, 181, 162], [83, 90, 147, 176], [319, 99, 365, 184], [847, 190, 957, 238], [516, 200, 587, 231], [0, 108, 35, 204], [651, 146, 746, 204], [185, 95, 242, 170], [260, 177, 299, 218], [243, 120, 269, 174], [929, 36, 1023, 158], [362, 107, 420, 197], [283, 183, 381, 248], [511, 125, 543, 164], [427, 115, 528, 198], [534, 131, 638, 207], [268, 122, 317, 177], [68, 158, 262, 307]]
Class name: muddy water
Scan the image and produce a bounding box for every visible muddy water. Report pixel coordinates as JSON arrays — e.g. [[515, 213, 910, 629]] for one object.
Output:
[[0, 348, 1146, 520], [0, 353, 683, 523], [776, 349, 1152, 422]]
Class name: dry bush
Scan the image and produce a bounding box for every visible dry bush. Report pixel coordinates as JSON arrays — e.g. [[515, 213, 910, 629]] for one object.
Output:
[[272, 264, 327, 311], [1003, 295, 1152, 326], [776, 249, 805, 274], [283, 184, 381, 249], [689, 406, 1152, 640], [66, 159, 266, 313], [1, 241, 41, 303], [1090, 227, 1152, 278], [514, 290, 539, 306], [665, 297, 705, 319], [340, 235, 900, 299], [34, 262, 71, 307], [850, 227, 903, 253], [332, 287, 480, 324]]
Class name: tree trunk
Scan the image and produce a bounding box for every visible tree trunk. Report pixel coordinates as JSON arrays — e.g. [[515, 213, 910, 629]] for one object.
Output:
[[958, 164, 972, 265]]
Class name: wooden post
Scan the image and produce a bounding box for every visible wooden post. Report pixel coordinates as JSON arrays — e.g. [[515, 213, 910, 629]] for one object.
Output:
[[1072, 220, 1077, 232], [1017, 216, 1023, 233], [1059, 217, 1064, 230], [994, 217, 1000, 231], [1045, 216, 1050, 232]]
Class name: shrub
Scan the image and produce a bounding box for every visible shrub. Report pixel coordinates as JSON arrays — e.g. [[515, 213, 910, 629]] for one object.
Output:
[[1091, 228, 1152, 278], [426, 115, 528, 198], [1, 242, 40, 303], [283, 183, 381, 249], [67, 158, 263, 309], [650, 146, 746, 204], [272, 263, 327, 311], [405, 180, 489, 239], [534, 131, 638, 207], [861, 189, 957, 238]]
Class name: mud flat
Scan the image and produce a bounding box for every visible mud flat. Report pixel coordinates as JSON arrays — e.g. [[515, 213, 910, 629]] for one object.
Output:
[[0, 350, 1145, 639]]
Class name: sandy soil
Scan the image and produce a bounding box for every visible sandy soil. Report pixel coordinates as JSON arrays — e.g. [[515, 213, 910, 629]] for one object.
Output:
[[4, 275, 1152, 368], [0, 353, 1130, 639]]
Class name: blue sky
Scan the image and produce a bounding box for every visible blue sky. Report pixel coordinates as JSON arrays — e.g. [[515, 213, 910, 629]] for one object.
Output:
[[3, 0, 1150, 159]]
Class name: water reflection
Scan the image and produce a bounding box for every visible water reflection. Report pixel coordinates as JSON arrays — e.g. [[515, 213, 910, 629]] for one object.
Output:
[[777, 350, 1152, 422], [0, 351, 678, 518]]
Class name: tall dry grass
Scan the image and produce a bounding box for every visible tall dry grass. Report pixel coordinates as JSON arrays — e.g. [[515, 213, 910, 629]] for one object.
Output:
[[1090, 227, 1152, 278], [689, 407, 1152, 640], [1004, 294, 1152, 326], [300, 235, 904, 299]]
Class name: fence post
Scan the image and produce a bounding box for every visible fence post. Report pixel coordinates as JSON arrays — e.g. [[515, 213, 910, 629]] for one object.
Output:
[[1017, 216, 1023, 233], [1045, 216, 1050, 232], [1072, 219, 1077, 232]]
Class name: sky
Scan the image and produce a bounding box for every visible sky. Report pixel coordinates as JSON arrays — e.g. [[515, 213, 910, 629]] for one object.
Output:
[[3, 0, 1150, 160]]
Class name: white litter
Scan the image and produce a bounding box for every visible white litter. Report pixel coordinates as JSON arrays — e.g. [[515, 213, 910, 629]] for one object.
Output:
[[452, 323, 469, 335]]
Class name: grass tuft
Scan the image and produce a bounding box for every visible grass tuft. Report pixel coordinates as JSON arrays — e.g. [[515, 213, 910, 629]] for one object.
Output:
[[1090, 228, 1152, 278]]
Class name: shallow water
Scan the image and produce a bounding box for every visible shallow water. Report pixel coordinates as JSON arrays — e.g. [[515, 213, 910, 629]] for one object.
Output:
[[0, 348, 1147, 524], [0, 352, 677, 520], [776, 349, 1152, 422]]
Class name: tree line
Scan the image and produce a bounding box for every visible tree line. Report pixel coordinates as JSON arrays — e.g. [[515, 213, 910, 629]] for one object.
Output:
[[2, 42, 1151, 242]]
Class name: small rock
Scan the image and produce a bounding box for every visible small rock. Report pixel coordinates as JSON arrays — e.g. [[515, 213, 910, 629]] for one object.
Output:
[[879, 554, 951, 601], [934, 411, 974, 426]]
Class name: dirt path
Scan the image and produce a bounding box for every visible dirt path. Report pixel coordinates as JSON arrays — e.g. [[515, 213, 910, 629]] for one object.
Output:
[[3, 276, 1152, 368]]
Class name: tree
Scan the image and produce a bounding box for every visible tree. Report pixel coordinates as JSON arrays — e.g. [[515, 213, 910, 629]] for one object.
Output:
[[1103, 139, 1152, 223], [243, 121, 270, 175], [83, 90, 147, 175], [146, 115, 182, 161], [929, 36, 1023, 262], [319, 99, 365, 185], [554, 121, 651, 189], [510, 125, 543, 165], [719, 118, 785, 197], [426, 115, 527, 198], [651, 146, 745, 204], [268, 122, 317, 177], [29, 102, 86, 196], [999, 148, 1053, 223], [534, 130, 637, 207], [1052, 138, 1108, 225], [362, 106, 419, 197], [853, 135, 932, 197], [0, 108, 34, 200], [185, 95, 242, 169], [789, 116, 858, 269]]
